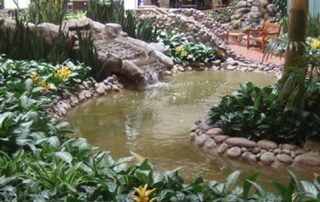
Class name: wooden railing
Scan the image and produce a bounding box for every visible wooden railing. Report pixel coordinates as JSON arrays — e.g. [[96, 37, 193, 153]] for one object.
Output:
[[134, 5, 170, 15]]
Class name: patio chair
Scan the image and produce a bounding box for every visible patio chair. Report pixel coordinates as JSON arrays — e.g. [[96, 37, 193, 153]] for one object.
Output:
[[246, 21, 282, 52]]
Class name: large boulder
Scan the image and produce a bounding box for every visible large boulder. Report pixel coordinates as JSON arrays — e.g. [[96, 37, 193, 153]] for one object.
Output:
[[104, 23, 122, 38], [118, 60, 145, 86]]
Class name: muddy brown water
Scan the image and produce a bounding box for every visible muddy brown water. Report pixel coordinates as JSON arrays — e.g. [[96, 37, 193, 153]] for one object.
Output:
[[67, 71, 315, 189]]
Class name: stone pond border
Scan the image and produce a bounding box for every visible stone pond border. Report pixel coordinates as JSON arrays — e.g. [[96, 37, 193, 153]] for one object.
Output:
[[190, 120, 320, 169]]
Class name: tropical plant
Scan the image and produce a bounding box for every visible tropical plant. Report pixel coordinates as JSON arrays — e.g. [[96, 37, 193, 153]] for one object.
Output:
[[75, 30, 101, 80], [87, 0, 125, 25], [28, 0, 67, 25], [207, 81, 320, 145], [0, 16, 72, 63], [157, 30, 225, 66], [307, 15, 320, 38]]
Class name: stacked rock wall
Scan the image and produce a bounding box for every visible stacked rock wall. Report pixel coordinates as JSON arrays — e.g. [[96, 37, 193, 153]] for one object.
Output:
[[231, 0, 276, 30]]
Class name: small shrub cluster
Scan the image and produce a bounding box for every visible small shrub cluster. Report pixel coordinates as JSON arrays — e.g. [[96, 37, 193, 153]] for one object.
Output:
[[157, 30, 225, 66], [207, 81, 320, 145]]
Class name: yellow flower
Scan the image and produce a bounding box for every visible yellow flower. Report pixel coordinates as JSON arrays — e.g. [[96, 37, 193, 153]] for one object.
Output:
[[55, 66, 71, 81], [311, 39, 320, 50], [180, 50, 188, 57], [39, 80, 50, 93], [175, 46, 183, 53], [132, 184, 157, 202], [31, 73, 39, 84]]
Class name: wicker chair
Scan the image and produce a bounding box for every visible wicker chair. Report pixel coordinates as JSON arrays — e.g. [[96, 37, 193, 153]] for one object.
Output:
[[246, 21, 282, 52]]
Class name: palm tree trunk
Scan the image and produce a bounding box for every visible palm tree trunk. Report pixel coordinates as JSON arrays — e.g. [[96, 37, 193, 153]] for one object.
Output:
[[284, 0, 309, 74]]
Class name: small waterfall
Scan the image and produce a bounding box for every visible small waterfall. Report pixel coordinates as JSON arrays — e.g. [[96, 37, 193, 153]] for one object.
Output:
[[144, 68, 169, 89]]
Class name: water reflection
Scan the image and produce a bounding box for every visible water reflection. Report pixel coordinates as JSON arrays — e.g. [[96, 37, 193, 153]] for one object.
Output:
[[67, 71, 315, 187]]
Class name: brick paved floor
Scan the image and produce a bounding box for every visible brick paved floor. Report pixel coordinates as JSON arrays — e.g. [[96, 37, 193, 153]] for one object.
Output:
[[228, 44, 285, 66]]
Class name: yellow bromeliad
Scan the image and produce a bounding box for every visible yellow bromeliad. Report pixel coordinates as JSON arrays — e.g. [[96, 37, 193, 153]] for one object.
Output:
[[175, 46, 183, 53], [311, 39, 320, 50], [31, 72, 39, 84], [39, 80, 50, 93], [132, 184, 157, 202], [55, 66, 71, 81], [180, 50, 188, 57]]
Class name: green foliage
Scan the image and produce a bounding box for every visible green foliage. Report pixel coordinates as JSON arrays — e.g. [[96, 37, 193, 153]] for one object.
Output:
[[157, 30, 225, 66], [75, 30, 101, 79], [87, 0, 125, 25], [28, 0, 67, 25], [272, 0, 288, 18], [65, 11, 87, 20], [207, 8, 234, 23], [307, 15, 320, 38], [0, 17, 72, 64], [207, 81, 320, 144], [0, 58, 320, 201], [87, 0, 157, 42], [136, 17, 158, 43]]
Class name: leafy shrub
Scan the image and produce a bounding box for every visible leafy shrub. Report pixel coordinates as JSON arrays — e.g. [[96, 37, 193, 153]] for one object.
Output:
[[207, 8, 234, 23], [208, 81, 320, 145], [157, 30, 225, 65]]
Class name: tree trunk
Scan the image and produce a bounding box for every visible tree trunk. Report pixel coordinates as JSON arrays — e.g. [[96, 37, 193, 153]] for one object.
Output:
[[284, 0, 308, 74]]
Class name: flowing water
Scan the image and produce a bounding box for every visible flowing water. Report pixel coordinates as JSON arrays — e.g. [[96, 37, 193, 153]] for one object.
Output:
[[67, 71, 314, 187]]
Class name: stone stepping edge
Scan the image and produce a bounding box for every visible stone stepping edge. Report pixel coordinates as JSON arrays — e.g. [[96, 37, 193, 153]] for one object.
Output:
[[190, 120, 320, 169], [47, 75, 123, 121]]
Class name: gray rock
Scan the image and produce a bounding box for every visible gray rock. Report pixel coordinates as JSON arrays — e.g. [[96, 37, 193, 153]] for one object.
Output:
[[153, 51, 174, 67], [260, 152, 276, 165], [274, 148, 282, 154], [206, 128, 224, 136], [104, 23, 122, 37], [257, 140, 278, 150], [280, 144, 302, 151], [293, 153, 320, 167], [277, 154, 293, 164], [96, 85, 106, 95], [213, 135, 229, 143], [225, 138, 256, 148], [218, 143, 229, 154], [237, 1, 247, 8], [227, 147, 242, 158], [204, 138, 216, 149], [196, 134, 208, 147]]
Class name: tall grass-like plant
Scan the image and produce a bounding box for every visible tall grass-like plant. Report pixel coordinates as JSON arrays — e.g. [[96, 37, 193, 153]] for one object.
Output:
[[307, 15, 320, 38], [28, 0, 67, 25], [75, 30, 100, 79], [136, 18, 158, 43], [0, 15, 72, 63], [87, 0, 125, 25]]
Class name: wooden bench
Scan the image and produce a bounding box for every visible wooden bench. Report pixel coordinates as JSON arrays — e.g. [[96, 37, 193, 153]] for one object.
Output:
[[245, 21, 282, 52]]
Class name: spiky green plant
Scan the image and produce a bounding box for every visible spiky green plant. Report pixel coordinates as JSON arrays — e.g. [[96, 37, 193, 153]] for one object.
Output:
[[28, 0, 67, 25]]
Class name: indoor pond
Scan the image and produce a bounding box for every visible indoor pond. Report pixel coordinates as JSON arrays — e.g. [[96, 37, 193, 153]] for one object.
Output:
[[67, 71, 314, 188]]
